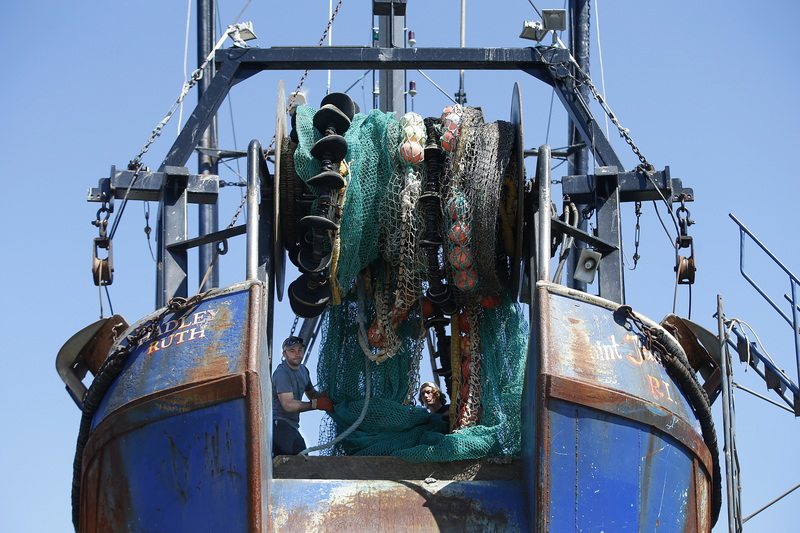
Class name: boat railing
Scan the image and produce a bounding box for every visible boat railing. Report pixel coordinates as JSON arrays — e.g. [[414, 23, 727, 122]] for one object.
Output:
[[728, 213, 800, 415]]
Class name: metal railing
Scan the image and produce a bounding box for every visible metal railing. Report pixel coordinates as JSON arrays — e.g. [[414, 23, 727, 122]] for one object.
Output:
[[730, 213, 800, 414]]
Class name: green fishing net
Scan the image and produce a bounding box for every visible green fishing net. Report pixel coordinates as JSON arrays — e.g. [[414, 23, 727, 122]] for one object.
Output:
[[293, 103, 528, 461]]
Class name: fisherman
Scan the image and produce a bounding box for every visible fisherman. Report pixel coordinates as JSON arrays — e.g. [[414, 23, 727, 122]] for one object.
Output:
[[272, 336, 334, 456], [419, 381, 450, 432]]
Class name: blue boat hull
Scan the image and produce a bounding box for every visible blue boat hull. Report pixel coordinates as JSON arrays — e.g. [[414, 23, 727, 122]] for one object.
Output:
[[524, 282, 713, 531], [80, 281, 271, 531], [77, 280, 713, 531]]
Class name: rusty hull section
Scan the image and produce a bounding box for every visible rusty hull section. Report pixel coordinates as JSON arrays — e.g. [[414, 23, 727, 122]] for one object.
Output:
[[532, 282, 713, 532], [80, 281, 271, 533], [270, 479, 525, 532]]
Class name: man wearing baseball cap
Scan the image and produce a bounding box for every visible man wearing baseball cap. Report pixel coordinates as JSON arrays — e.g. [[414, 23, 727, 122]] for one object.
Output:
[[272, 335, 334, 456]]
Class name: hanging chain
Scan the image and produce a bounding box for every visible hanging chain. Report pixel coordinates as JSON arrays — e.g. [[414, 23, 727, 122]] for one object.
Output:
[[631, 201, 642, 269], [552, 49, 654, 172], [286, 0, 344, 117], [552, 47, 665, 270], [615, 305, 668, 360], [226, 0, 345, 234]]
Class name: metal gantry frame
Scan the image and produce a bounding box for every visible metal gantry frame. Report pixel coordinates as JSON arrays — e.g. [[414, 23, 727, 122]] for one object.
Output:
[[88, 45, 692, 309]]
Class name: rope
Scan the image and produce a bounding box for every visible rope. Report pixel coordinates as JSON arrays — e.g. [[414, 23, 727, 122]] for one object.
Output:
[[301, 272, 372, 455]]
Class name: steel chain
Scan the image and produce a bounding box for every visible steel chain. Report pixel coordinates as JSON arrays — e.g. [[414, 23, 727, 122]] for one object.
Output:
[[228, 0, 345, 233], [631, 201, 642, 268], [552, 50, 661, 269], [91, 292, 213, 392], [552, 56, 654, 172], [616, 305, 668, 362]]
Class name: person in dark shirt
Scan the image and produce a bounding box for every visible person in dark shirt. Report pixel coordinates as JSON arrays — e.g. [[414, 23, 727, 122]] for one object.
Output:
[[272, 336, 333, 456], [419, 381, 450, 432]]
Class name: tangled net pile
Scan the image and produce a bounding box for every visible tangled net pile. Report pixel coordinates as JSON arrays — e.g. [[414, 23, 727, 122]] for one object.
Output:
[[292, 102, 527, 461]]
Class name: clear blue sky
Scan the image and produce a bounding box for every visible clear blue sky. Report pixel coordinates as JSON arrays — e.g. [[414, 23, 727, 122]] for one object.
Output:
[[2, 1, 798, 531]]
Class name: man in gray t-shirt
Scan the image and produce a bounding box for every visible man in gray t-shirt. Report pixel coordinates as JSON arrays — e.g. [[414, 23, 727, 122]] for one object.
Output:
[[272, 336, 334, 455]]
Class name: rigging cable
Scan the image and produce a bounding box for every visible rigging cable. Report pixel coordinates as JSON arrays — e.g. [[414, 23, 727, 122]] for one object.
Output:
[[107, 0, 258, 242], [594, 0, 610, 138], [223, 0, 345, 237], [179, 0, 193, 131], [216, 5, 243, 178], [414, 70, 458, 105], [525, 0, 543, 18], [106, 27, 233, 242]]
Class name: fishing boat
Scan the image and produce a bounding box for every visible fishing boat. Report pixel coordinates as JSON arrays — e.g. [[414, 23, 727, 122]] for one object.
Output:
[[55, 1, 800, 531]]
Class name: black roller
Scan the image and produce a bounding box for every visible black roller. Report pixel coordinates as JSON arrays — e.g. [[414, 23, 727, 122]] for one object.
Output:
[[313, 105, 351, 136], [288, 275, 331, 318], [300, 214, 338, 232], [290, 112, 299, 143], [307, 169, 346, 190], [424, 316, 450, 330], [420, 238, 444, 248], [320, 92, 357, 120], [310, 134, 348, 162], [427, 285, 457, 316], [296, 246, 333, 274]]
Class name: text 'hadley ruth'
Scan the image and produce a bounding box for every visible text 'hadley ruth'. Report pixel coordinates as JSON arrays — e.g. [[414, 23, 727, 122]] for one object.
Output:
[[145, 309, 219, 355]]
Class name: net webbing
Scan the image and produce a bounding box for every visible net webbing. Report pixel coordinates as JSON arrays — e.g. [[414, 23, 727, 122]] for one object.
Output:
[[293, 104, 528, 461]]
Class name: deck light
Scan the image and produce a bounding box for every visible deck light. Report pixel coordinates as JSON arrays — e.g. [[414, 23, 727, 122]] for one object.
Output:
[[542, 9, 567, 32], [520, 9, 566, 42], [227, 22, 257, 47], [519, 21, 548, 42]]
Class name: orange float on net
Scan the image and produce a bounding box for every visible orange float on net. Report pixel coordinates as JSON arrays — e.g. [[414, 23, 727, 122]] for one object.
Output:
[[399, 141, 424, 164], [447, 196, 470, 221], [454, 268, 478, 291], [480, 295, 501, 309], [448, 245, 474, 270], [421, 297, 435, 320], [390, 306, 409, 327], [460, 351, 471, 404], [458, 311, 470, 334], [442, 131, 457, 153], [440, 105, 463, 153], [448, 222, 471, 245]]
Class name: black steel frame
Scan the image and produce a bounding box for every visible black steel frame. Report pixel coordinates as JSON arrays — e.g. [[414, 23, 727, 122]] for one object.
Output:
[[90, 45, 691, 307]]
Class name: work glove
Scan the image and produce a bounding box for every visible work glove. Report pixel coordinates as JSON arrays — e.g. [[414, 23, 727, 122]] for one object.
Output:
[[311, 392, 334, 412]]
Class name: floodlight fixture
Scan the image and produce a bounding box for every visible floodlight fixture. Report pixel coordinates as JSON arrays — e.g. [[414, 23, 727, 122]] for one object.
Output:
[[542, 9, 567, 32], [227, 22, 257, 47], [520, 9, 567, 43], [519, 21, 548, 42]]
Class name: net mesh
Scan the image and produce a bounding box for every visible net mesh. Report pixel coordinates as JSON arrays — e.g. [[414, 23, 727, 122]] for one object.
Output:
[[294, 103, 527, 461]]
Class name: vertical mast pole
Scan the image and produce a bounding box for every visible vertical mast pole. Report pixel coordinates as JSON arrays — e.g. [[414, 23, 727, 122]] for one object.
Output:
[[373, 1, 407, 117], [455, 0, 467, 105], [198, 0, 220, 290], [567, 0, 591, 292]]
